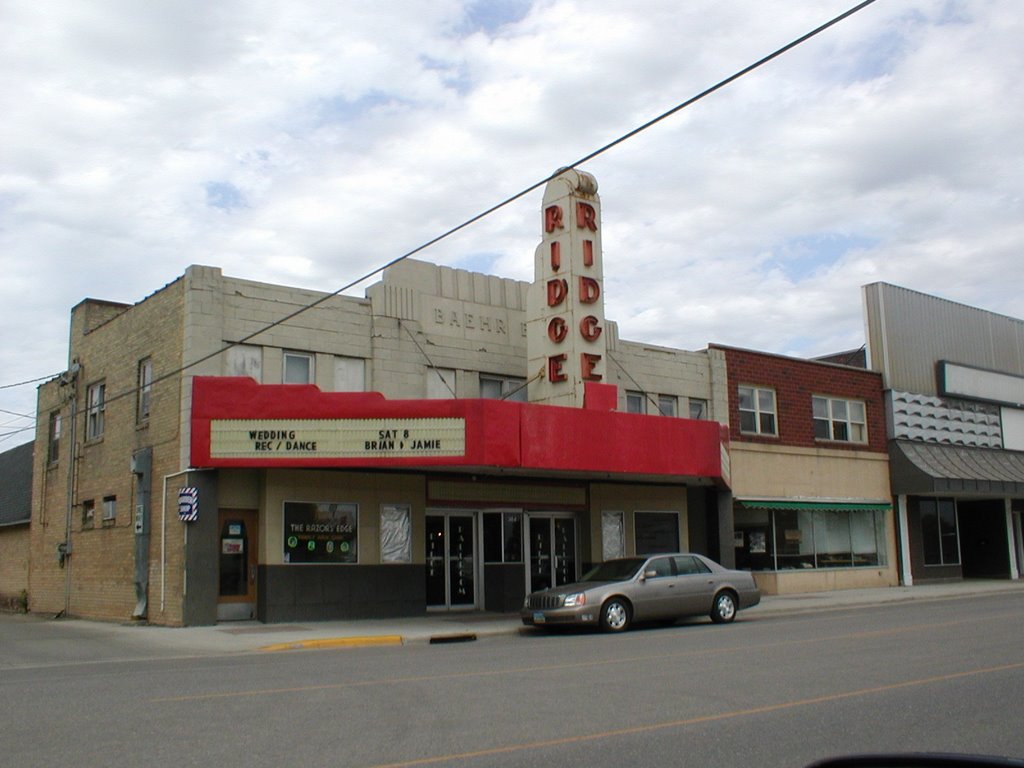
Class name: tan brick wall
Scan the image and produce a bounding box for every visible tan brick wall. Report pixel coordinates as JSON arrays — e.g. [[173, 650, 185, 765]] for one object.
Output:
[[0, 525, 30, 610], [31, 278, 189, 624]]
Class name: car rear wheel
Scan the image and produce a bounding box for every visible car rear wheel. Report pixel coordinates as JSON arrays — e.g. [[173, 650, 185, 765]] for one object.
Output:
[[600, 598, 632, 632], [710, 591, 737, 624]]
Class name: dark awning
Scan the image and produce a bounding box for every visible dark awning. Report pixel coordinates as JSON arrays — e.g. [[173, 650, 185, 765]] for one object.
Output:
[[736, 499, 890, 513], [889, 440, 1024, 496]]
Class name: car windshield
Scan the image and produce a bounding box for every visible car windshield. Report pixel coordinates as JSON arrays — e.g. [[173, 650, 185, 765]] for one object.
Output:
[[580, 558, 646, 582]]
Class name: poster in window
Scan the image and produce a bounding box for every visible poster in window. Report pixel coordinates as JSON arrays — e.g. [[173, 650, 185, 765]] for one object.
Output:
[[749, 530, 767, 554], [284, 502, 358, 563], [380, 505, 411, 563]]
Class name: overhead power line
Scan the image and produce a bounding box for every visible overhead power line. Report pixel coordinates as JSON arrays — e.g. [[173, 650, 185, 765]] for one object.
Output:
[[15, 0, 879, 416]]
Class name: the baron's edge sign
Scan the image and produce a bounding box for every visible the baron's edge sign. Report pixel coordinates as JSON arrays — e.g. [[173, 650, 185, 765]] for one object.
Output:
[[210, 418, 466, 459]]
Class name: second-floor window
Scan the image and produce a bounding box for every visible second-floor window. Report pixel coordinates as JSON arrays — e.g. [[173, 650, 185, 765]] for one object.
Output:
[[688, 398, 708, 420], [657, 395, 678, 417], [137, 358, 153, 424], [86, 381, 105, 440], [426, 367, 456, 399], [48, 411, 61, 464], [283, 351, 314, 384], [813, 396, 867, 443], [480, 375, 527, 402], [738, 385, 777, 436], [625, 390, 645, 414]]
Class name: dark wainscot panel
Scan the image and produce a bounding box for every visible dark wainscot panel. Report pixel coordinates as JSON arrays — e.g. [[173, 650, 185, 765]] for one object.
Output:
[[258, 565, 425, 622]]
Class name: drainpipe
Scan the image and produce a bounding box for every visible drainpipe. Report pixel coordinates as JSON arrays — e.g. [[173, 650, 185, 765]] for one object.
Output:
[[62, 361, 80, 617], [1005, 498, 1020, 580], [160, 469, 191, 614], [896, 494, 913, 586], [160, 468, 212, 614]]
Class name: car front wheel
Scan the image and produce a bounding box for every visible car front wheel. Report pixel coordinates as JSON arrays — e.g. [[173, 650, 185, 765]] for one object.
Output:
[[710, 591, 737, 624], [600, 598, 632, 632]]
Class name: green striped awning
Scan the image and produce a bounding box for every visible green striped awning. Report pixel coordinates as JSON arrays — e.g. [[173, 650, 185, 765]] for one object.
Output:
[[736, 500, 891, 512]]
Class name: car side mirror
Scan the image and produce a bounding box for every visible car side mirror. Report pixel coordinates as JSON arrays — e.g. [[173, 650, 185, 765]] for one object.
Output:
[[643, 569, 658, 580]]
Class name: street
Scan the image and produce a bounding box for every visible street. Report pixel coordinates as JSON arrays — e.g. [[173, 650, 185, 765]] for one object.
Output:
[[3, 592, 1023, 768]]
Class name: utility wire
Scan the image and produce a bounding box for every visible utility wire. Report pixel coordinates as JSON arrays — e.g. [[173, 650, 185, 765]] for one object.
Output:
[[17, 0, 879, 417], [0, 373, 62, 390]]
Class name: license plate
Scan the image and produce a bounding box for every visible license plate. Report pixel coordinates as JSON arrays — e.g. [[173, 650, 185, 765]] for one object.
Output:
[[533, 612, 546, 623]]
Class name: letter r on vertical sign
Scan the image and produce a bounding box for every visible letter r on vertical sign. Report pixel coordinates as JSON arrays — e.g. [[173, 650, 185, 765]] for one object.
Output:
[[545, 205, 564, 233], [576, 202, 597, 231]]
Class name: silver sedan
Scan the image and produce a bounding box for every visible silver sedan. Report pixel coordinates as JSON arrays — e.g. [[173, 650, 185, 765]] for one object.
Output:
[[521, 553, 761, 632]]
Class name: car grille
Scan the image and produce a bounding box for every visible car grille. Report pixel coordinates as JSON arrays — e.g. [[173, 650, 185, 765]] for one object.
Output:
[[526, 594, 562, 609]]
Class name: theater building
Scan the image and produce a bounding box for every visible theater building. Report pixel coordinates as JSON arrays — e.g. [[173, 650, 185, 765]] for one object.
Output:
[[30, 170, 735, 625], [863, 283, 1024, 584]]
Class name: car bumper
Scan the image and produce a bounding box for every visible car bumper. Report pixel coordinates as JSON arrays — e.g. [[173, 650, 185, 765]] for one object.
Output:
[[520, 606, 600, 627]]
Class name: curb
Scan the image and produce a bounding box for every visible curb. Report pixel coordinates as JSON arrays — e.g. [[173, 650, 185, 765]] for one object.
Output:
[[260, 634, 404, 652]]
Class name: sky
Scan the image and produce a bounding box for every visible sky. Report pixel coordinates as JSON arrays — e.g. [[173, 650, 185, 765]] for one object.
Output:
[[2, 0, 1022, 449]]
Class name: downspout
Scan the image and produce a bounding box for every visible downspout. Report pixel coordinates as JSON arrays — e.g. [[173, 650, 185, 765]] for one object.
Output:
[[896, 494, 913, 586], [160, 469, 192, 613], [1005, 498, 1019, 580], [62, 361, 80, 617], [160, 468, 212, 614]]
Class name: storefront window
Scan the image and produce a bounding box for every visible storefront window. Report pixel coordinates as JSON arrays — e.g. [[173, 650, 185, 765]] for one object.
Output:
[[735, 506, 886, 570], [920, 498, 959, 566], [634, 511, 680, 555], [283, 502, 358, 563], [483, 512, 522, 563]]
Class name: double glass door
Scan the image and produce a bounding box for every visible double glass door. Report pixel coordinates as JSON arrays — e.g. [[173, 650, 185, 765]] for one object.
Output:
[[528, 515, 577, 593], [426, 513, 476, 610]]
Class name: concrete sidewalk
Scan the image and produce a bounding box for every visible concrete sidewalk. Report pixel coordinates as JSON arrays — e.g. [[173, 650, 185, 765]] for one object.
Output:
[[6, 579, 1023, 660]]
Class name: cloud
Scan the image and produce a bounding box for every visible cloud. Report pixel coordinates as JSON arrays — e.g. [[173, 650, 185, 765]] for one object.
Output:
[[2, 0, 1022, 447]]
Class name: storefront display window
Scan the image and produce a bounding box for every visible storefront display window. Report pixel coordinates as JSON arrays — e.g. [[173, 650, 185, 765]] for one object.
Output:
[[735, 505, 887, 570], [634, 511, 680, 555], [483, 512, 522, 563], [920, 498, 960, 566], [283, 501, 358, 563]]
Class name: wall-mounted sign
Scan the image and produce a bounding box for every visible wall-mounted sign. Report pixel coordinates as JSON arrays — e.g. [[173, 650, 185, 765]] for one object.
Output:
[[283, 502, 358, 564], [178, 487, 199, 522], [210, 418, 465, 460], [527, 169, 606, 408]]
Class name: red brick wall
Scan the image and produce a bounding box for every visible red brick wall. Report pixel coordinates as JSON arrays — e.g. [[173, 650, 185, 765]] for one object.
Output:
[[715, 346, 887, 454]]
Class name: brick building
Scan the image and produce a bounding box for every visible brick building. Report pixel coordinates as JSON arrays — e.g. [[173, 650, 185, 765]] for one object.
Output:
[[0, 441, 33, 611], [710, 345, 898, 594]]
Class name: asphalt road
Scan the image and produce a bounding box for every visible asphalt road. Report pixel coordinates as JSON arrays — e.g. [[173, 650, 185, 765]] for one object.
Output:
[[3, 592, 1023, 768]]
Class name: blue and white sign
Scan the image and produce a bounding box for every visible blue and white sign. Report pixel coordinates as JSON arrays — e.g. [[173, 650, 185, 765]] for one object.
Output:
[[178, 487, 199, 522]]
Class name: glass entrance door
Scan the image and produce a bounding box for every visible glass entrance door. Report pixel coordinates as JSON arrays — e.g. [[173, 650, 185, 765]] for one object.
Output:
[[426, 513, 477, 610], [217, 508, 258, 621], [528, 515, 577, 593]]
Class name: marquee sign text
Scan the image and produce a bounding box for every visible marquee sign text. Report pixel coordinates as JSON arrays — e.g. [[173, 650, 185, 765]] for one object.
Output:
[[210, 418, 466, 459]]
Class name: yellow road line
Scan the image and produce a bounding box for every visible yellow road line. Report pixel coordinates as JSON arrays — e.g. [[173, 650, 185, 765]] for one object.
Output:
[[259, 635, 403, 652], [152, 611, 1022, 703], [364, 661, 1024, 768]]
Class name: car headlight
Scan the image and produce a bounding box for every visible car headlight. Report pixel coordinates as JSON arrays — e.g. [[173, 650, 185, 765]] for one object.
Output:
[[562, 592, 586, 607]]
